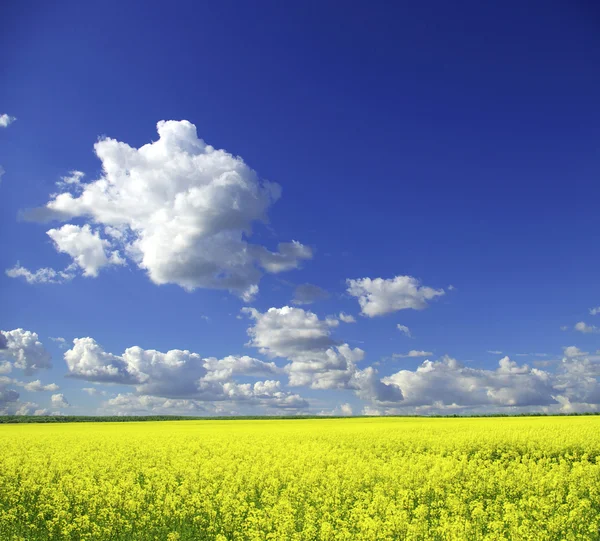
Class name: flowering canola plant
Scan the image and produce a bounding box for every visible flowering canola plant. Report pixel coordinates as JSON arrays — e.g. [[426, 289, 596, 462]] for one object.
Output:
[[0, 417, 599, 540]]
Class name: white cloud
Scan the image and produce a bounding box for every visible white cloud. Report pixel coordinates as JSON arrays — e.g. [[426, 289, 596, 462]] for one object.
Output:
[[15, 402, 41, 416], [554, 355, 600, 406], [243, 306, 338, 360], [0, 114, 16, 128], [65, 337, 142, 385], [285, 344, 367, 390], [252, 242, 312, 274], [560, 325, 569, 331], [55, 170, 85, 190], [563, 346, 588, 358], [102, 383, 308, 415], [47, 224, 125, 277], [318, 402, 354, 416], [590, 306, 600, 316], [5, 264, 75, 284], [217, 380, 308, 410], [292, 284, 329, 305], [240, 284, 259, 303], [339, 312, 356, 323], [103, 394, 207, 415], [382, 356, 557, 408], [49, 336, 68, 350], [202, 355, 278, 382], [574, 321, 599, 334], [0, 361, 11, 374], [33, 409, 51, 416], [51, 393, 70, 408], [18, 120, 311, 297], [0, 115, 12, 185], [394, 350, 433, 358], [243, 306, 401, 401], [362, 405, 383, 416], [397, 324, 412, 337], [17, 380, 59, 392], [82, 387, 107, 396], [487, 350, 503, 354], [346, 276, 444, 317], [243, 305, 362, 390], [340, 403, 353, 415], [63, 336, 306, 410], [0, 329, 52, 374], [0, 387, 41, 416]]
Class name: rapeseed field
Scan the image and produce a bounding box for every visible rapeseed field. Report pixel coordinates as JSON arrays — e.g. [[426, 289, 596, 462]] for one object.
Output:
[[0, 416, 599, 540]]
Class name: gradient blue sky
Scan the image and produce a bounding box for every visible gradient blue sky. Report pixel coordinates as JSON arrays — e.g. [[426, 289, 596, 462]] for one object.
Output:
[[1, 0, 599, 416]]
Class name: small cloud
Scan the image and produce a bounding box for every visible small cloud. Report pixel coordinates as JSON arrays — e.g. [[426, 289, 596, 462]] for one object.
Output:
[[393, 350, 433, 358], [347, 275, 444, 317], [51, 393, 70, 408], [317, 403, 354, 417], [397, 324, 411, 337], [241, 285, 259, 303], [339, 312, 356, 323], [589, 306, 600, 316], [560, 325, 569, 331], [563, 346, 588, 358], [49, 336, 68, 349], [515, 353, 529, 357], [324, 317, 340, 327], [340, 403, 353, 416], [487, 350, 503, 355], [6, 264, 76, 284], [55, 170, 85, 190], [82, 387, 107, 396], [574, 321, 599, 334], [0, 114, 16, 128], [447, 285, 456, 291], [17, 379, 59, 392], [292, 284, 329, 305], [533, 359, 558, 368], [362, 406, 382, 416]]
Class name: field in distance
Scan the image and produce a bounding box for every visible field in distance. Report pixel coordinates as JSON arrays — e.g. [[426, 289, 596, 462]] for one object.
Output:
[[1, 417, 599, 540]]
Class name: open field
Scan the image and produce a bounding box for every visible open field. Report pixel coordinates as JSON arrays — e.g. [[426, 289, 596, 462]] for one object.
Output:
[[1, 417, 599, 540]]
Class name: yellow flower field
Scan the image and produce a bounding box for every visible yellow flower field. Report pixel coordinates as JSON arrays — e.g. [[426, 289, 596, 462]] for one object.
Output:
[[1, 417, 599, 540]]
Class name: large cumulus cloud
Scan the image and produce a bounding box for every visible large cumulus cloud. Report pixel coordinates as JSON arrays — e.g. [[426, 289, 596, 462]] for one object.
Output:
[[11, 120, 312, 299]]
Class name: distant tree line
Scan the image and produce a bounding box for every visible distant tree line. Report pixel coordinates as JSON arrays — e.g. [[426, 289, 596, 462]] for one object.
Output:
[[0, 412, 598, 424]]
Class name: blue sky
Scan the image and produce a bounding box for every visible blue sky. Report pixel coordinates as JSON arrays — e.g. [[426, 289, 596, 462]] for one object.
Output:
[[1, 0, 599, 416]]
